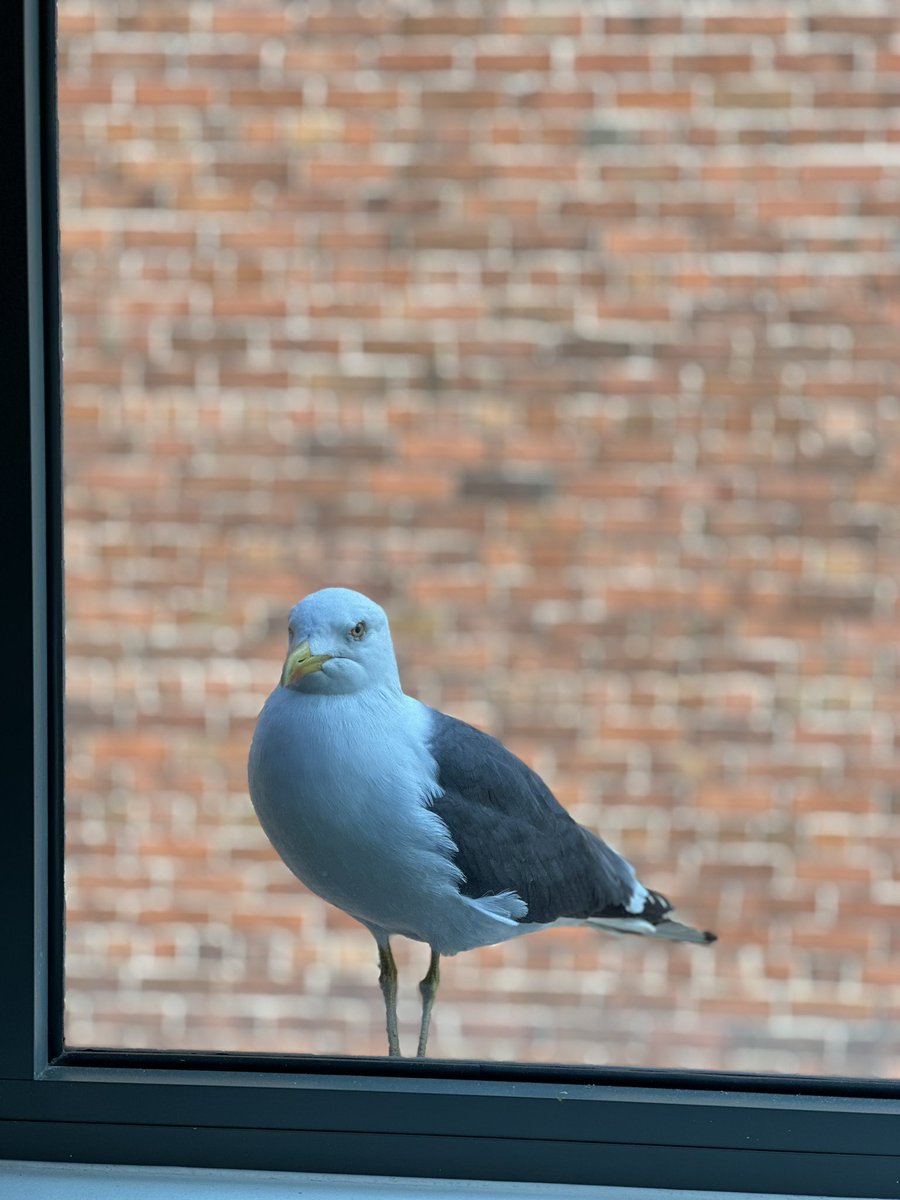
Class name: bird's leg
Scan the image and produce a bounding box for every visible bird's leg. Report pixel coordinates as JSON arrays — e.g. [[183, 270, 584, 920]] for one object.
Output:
[[416, 949, 441, 1058], [377, 940, 401, 1057]]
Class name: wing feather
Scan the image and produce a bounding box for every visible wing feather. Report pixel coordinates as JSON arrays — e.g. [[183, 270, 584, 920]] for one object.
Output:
[[426, 709, 646, 925]]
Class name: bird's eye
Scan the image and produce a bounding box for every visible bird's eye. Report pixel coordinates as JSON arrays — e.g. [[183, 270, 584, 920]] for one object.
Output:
[[348, 620, 367, 640]]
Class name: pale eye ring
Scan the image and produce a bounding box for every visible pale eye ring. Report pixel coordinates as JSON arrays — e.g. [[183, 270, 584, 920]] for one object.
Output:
[[349, 620, 367, 640]]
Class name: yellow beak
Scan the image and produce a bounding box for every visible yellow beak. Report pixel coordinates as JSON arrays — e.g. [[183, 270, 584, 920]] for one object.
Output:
[[281, 640, 332, 687]]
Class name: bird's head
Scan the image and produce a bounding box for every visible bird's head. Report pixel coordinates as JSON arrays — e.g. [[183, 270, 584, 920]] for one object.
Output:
[[280, 587, 401, 697]]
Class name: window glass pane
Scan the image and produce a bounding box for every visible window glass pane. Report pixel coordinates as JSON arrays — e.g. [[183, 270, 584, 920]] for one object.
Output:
[[62, 0, 900, 1073]]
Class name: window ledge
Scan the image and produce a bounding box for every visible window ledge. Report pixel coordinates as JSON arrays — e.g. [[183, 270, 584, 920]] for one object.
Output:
[[0, 1161, 879, 1200]]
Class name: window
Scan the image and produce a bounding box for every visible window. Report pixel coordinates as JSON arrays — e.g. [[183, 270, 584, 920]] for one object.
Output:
[[60, 0, 900, 1077], [2, 0, 899, 1195]]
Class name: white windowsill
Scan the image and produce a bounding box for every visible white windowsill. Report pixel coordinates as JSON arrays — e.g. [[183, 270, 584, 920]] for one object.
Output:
[[0, 1160, 880, 1200]]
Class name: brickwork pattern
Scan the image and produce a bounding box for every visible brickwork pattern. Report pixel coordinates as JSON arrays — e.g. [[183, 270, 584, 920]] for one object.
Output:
[[62, 0, 900, 1072]]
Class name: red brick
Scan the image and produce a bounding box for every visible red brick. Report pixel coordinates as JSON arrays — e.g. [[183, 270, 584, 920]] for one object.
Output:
[[325, 88, 402, 110], [401, 16, 486, 36], [212, 10, 296, 34], [616, 89, 694, 109], [705, 15, 790, 34], [421, 89, 501, 110], [809, 15, 898, 35], [499, 16, 582, 36], [377, 52, 454, 72], [675, 54, 755, 74], [58, 83, 114, 104], [775, 52, 857, 73], [474, 53, 552, 72], [134, 84, 213, 107], [303, 14, 391, 36], [575, 52, 651, 73]]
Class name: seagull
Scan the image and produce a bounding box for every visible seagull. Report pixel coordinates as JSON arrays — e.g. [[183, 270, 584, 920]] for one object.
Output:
[[248, 587, 716, 1058]]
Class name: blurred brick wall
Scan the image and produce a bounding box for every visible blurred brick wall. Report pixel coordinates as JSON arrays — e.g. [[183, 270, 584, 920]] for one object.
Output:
[[61, 0, 900, 1072]]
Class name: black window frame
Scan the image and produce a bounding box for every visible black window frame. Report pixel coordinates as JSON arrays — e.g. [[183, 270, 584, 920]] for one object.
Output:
[[3, 1, 900, 1193]]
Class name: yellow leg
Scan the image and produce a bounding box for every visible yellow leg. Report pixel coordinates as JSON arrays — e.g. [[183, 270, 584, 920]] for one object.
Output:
[[416, 949, 440, 1058], [377, 940, 401, 1057]]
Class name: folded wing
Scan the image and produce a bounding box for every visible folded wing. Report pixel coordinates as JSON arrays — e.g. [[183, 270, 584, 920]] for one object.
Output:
[[426, 709, 659, 926]]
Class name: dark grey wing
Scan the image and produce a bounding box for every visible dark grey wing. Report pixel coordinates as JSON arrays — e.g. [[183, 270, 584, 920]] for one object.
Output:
[[427, 709, 669, 925]]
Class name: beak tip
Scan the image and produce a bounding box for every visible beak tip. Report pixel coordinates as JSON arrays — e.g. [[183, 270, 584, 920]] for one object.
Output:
[[282, 640, 331, 686]]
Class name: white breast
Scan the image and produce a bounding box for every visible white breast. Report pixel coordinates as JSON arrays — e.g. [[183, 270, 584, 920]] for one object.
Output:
[[250, 687, 535, 954], [248, 687, 461, 938]]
